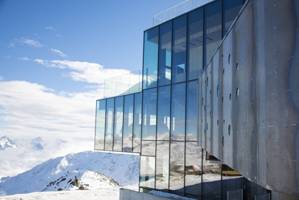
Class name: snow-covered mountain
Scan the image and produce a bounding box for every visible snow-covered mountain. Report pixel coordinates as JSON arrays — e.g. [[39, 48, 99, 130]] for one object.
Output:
[[0, 151, 139, 196], [0, 136, 16, 150]]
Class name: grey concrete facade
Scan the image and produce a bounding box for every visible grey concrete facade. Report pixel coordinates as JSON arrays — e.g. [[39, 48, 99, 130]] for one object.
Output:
[[200, 0, 299, 199]]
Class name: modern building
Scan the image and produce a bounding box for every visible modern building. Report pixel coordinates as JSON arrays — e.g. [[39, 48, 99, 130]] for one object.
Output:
[[94, 0, 299, 199]]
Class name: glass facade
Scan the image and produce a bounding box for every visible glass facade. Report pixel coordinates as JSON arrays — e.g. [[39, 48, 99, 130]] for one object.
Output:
[[93, 0, 270, 199]]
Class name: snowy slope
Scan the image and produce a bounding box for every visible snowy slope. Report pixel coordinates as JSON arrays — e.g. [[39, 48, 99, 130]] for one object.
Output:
[[0, 151, 139, 196]]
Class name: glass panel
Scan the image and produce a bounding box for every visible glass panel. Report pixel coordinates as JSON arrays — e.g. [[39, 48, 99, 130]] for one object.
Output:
[[158, 21, 172, 86], [113, 96, 123, 151], [222, 164, 243, 200], [185, 142, 202, 197], [133, 93, 142, 153], [105, 98, 114, 151], [95, 100, 106, 150], [142, 88, 157, 140], [170, 141, 184, 194], [123, 95, 134, 152], [156, 141, 169, 190], [186, 81, 199, 141], [172, 15, 187, 83], [171, 83, 186, 141], [202, 150, 222, 200], [188, 8, 203, 80], [205, 0, 222, 65], [140, 156, 155, 188], [157, 86, 171, 140], [143, 27, 159, 89], [141, 140, 156, 156], [224, 0, 244, 33]]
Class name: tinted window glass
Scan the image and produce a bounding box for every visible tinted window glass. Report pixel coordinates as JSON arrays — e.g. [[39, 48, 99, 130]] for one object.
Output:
[[170, 141, 184, 194], [95, 100, 106, 150], [157, 86, 171, 140], [224, 0, 244, 33], [186, 81, 199, 141], [123, 95, 134, 152], [156, 141, 169, 190], [158, 22, 172, 86], [142, 88, 157, 140], [113, 96, 123, 151], [171, 83, 186, 141], [143, 27, 159, 89], [172, 15, 187, 83], [133, 93, 142, 153], [188, 8, 203, 79], [105, 98, 114, 151], [205, 0, 222, 65], [141, 140, 156, 156], [140, 156, 155, 188]]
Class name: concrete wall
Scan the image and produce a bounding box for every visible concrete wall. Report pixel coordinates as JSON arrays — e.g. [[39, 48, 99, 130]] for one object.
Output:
[[200, 0, 299, 199]]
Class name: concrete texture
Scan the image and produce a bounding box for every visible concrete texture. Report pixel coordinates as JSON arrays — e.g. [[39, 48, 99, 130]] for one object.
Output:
[[200, 0, 299, 199]]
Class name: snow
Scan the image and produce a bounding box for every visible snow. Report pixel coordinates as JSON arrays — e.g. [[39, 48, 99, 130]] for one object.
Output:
[[0, 136, 16, 150], [0, 151, 139, 196]]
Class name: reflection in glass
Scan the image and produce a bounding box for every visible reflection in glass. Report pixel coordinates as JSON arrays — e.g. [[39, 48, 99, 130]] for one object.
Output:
[[133, 93, 142, 153], [123, 95, 133, 152], [105, 98, 114, 151], [142, 88, 157, 140], [202, 150, 222, 200], [141, 140, 156, 156], [156, 141, 169, 190], [113, 96, 123, 151], [170, 141, 185, 194], [95, 100, 106, 150], [140, 156, 155, 188], [185, 142, 202, 196], [171, 83, 186, 141], [205, 0, 222, 65], [143, 27, 159, 89], [172, 15, 187, 83], [158, 21, 172, 86], [224, 0, 244, 33], [157, 86, 171, 140], [222, 164, 243, 200], [186, 81, 199, 141], [188, 8, 203, 80]]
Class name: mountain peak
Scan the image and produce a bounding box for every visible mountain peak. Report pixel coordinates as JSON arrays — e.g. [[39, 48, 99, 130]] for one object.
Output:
[[0, 136, 16, 150]]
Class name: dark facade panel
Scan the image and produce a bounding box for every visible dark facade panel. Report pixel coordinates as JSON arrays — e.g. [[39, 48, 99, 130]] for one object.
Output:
[[133, 93, 142, 153], [95, 100, 106, 150], [143, 27, 159, 89], [186, 80, 199, 141], [223, 0, 244, 33]]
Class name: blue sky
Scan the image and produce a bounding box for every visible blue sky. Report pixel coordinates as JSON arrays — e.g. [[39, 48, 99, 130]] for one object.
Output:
[[0, 0, 182, 92]]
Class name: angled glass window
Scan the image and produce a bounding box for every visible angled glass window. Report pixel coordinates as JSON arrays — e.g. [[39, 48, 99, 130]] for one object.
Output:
[[113, 96, 123, 151], [185, 142, 202, 197], [158, 21, 172, 86], [224, 0, 244, 33], [172, 15, 187, 83], [186, 81, 199, 141], [133, 93, 142, 153], [142, 88, 157, 140], [140, 156, 155, 188], [105, 98, 114, 151], [95, 100, 106, 150], [188, 8, 203, 80], [141, 140, 156, 156], [202, 150, 222, 200], [143, 27, 159, 89], [123, 95, 134, 152], [156, 141, 169, 190], [171, 83, 186, 141], [157, 86, 171, 140], [169, 141, 185, 194], [205, 0, 222, 65]]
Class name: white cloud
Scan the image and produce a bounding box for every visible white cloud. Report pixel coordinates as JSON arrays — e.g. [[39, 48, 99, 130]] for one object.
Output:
[[50, 48, 67, 58], [10, 38, 43, 48], [34, 59, 141, 97]]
